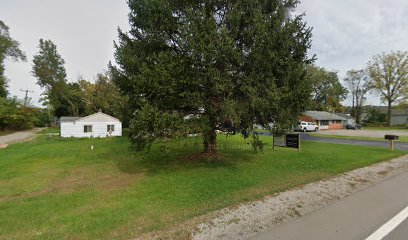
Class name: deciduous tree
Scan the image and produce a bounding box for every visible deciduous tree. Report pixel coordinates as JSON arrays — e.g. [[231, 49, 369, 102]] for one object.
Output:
[[32, 39, 83, 117], [0, 20, 26, 98], [80, 72, 129, 126], [344, 69, 372, 123], [307, 65, 347, 112], [367, 51, 408, 126]]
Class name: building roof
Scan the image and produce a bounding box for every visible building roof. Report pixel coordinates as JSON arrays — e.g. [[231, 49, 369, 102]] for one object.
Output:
[[391, 109, 408, 116], [334, 113, 354, 120], [59, 111, 121, 123], [76, 112, 120, 123], [304, 111, 347, 121], [60, 117, 82, 122]]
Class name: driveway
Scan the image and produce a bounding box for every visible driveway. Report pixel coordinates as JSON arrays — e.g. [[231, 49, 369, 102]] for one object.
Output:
[[0, 128, 43, 145], [316, 129, 408, 138], [303, 134, 408, 151]]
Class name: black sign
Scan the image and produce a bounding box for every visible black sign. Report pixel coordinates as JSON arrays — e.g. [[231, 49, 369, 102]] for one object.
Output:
[[286, 134, 300, 149], [273, 133, 300, 151], [385, 135, 399, 140]]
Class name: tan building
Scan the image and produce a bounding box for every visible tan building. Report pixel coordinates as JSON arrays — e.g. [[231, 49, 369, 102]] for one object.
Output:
[[300, 111, 347, 130], [391, 109, 408, 126]]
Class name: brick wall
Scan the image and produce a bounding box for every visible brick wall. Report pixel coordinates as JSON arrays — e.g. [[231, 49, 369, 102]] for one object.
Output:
[[329, 122, 344, 129]]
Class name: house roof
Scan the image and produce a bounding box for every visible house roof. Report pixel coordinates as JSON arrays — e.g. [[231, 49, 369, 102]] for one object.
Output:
[[76, 112, 120, 123], [59, 112, 121, 123], [60, 117, 82, 122], [334, 113, 354, 120], [304, 111, 347, 121]]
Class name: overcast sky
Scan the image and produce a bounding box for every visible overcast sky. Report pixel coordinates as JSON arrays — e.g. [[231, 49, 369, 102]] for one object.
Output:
[[1, 0, 407, 106]]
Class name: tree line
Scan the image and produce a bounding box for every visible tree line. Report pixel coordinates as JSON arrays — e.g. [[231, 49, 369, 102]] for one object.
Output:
[[31, 39, 129, 124], [0, 20, 47, 131], [0, 21, 129, 131]]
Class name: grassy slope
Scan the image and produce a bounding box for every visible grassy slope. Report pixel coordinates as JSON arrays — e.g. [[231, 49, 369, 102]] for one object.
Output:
[[0, 134, 405, 239]]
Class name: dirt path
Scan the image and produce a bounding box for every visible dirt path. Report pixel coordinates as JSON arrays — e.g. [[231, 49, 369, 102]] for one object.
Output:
[[0, 128, 43, 145]]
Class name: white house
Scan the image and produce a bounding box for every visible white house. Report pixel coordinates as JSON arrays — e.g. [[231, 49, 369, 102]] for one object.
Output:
[[60, 111, 122, 138]]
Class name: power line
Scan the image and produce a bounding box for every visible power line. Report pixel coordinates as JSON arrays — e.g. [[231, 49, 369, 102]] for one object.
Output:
[[20, 89, 34, 107]]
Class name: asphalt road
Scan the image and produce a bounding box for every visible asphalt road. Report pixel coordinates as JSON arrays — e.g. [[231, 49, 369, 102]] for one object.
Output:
[[0, 128, 42, 145], [302, 134, 408, 151], [383, 218, 408, 240], [253, 170, 408, 240]]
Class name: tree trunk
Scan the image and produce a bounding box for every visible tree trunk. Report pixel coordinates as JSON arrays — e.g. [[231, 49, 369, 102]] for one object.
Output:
[[203, 114, 217, 155], [355, 107, 360, 124], [203, 128, 217, 155], [387, 100, 392, 126], [355, 95, 363, 124], [351, 93, 355, 118]]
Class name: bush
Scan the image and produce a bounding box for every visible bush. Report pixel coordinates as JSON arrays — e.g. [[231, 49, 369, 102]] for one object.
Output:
[[0, 97, 48, 131], [363, 107, 387, 126]]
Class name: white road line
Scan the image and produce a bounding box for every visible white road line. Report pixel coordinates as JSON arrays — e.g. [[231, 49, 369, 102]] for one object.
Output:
[[365, 205, 408, 240]]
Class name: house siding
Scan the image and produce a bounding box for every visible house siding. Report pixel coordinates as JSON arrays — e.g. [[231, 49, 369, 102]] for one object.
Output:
[[61, 121, 122, 138], [329, 121, 344, 129], [299, 112, 346, 130], [60, 112, 122, 138]]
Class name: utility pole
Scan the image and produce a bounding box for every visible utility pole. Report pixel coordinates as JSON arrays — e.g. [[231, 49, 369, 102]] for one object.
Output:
[[20, 89, 34, 107]]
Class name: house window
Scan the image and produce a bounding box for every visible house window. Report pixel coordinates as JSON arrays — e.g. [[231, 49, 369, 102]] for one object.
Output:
[[107, 125, 114, 132], [320, 120, 329, 126], [84, 125, 92, 133]]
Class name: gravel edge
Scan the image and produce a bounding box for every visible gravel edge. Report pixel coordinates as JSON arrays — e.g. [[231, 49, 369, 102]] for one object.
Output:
[[192, 154, 408, 240]]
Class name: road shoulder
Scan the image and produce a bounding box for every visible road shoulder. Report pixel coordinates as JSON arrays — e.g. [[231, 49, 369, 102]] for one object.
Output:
[[192, 154, 408, 240]]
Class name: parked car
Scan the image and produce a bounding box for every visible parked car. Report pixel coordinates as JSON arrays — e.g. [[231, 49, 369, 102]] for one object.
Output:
[[346, 123, 362, 130], [295, 121, 319, 132]]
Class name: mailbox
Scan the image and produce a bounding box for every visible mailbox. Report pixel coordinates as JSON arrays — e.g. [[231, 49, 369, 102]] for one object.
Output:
[[385, 135, 399, 140]]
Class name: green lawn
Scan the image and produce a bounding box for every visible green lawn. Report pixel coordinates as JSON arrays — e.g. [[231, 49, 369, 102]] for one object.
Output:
[[41, 127, 60, 134], [0, 134, 405, 239], [309, 133, 408, 143], [363, 126, 408, 131]]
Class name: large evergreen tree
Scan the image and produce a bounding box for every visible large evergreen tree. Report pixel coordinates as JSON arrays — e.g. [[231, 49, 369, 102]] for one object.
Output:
[[112, 0, 313, 154], [0, 20, 26, 98]]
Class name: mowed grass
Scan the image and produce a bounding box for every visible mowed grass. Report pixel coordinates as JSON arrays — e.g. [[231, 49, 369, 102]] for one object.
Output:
[[364, 126, 408, 131], [0, 133, 405, 239]]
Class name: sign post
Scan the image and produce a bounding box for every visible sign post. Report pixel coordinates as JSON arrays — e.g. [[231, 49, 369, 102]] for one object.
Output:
[[385, 135, 399, 151], [273, 135, 286, 150]]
